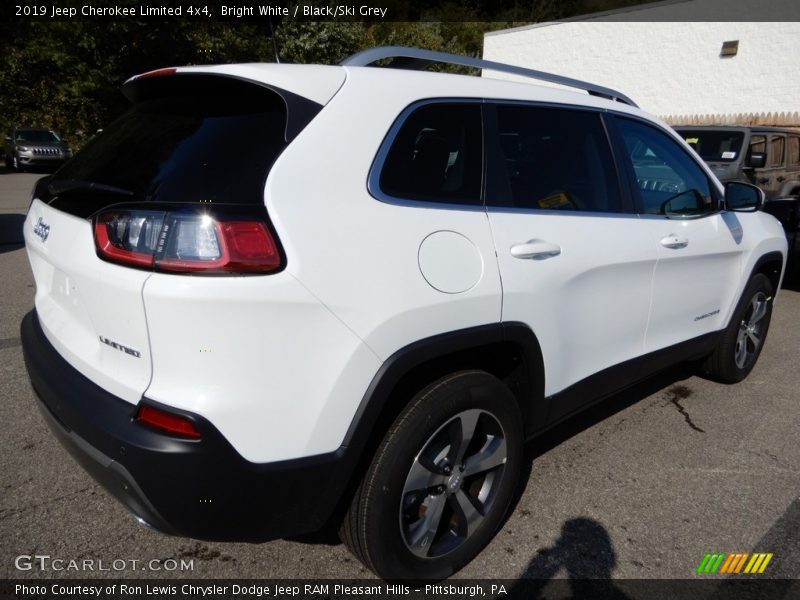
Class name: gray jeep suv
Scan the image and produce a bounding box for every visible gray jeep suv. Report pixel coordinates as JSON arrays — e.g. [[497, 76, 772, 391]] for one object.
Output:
[[674, 125, 800, 239], [4, 127, 73, 171]]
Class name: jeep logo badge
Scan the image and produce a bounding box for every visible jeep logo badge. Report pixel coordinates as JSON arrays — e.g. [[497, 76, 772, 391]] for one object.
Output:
[[33, 217, 50, 242]]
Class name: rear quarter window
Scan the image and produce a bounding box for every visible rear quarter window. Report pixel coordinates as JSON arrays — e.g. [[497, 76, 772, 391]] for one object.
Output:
[[377, 103, 482, 206]]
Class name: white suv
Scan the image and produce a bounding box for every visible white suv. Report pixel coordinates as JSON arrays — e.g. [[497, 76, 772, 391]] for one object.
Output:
[[21, 47, 788, 580]]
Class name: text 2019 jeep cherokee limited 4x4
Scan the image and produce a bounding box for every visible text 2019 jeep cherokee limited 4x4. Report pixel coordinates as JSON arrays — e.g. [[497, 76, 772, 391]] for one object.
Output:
[[21, 47, 788, 580]]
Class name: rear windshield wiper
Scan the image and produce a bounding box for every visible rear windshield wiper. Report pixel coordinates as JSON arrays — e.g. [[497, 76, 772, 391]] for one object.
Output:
[[48, 180, 134, 197]]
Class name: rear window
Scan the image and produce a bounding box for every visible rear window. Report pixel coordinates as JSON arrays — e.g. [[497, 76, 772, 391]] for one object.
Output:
[[678, 130, 744, 162], [43, 76, 288, 218], [378, 103, 482, 206]]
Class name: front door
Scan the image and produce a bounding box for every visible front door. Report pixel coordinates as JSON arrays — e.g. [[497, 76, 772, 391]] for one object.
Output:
[[609, 116, 745, 354]]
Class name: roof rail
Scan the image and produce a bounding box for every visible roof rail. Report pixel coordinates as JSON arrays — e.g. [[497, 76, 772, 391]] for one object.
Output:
[[340, 46, 638, 108]]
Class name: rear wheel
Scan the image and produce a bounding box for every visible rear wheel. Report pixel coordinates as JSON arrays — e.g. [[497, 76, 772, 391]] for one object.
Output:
[[704, 273, 774, 383], [340, 370, 523, 580]]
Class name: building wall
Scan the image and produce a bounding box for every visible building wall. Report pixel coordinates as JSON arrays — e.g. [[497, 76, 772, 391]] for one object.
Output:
[[483, 10, 800, 124]]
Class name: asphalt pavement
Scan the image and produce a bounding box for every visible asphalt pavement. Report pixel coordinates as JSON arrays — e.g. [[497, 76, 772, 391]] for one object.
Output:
[[1, 169, 798, 584]]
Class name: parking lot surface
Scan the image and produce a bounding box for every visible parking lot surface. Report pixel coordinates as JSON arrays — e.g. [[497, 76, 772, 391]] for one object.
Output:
[[1, 170, 798, 582]]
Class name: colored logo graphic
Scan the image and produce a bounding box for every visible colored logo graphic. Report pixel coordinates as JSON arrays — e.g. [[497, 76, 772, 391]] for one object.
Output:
[[697, 552, 773, 575]]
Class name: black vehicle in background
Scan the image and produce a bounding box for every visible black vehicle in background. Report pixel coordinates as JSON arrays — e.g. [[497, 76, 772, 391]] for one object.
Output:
[[4, 127, 73, 171], [674, 125, 800, 250]]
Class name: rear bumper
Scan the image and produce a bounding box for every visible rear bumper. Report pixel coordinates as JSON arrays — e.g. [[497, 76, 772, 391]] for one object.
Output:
[[20, 309, 347, 542]]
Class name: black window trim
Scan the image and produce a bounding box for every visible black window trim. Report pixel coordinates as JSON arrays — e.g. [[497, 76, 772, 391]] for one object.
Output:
[[367, 98, 487, 212], [369, 98, 728, 220], [606, 113, 724, 220], [370, 97, 643, 218]]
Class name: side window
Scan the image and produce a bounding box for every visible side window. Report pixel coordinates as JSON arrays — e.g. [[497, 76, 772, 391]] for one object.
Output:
[[615, 118, 716, 217], [748, 135, 767, 154], [749, 135, 766, 161], [379, 103, 482, 205], [769, 135, 785, 168], [490, 105, 621, 212], [788, 136, 800, 169]]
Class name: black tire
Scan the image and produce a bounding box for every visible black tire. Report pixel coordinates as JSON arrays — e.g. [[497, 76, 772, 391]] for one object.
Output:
[[339, 370, 523, 581], [11, 153, 20, 171], [704, 273, 774, 383]]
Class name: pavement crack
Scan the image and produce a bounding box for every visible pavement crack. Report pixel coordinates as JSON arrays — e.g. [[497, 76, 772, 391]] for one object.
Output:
[[744, 448, 787, 468], [665, 385, 705, 433], [0, 485, 94, 520]]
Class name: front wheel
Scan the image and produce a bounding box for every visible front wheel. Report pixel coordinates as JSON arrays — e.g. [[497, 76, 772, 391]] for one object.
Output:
[[339, 370, 523, 581], [704, 273, 774, 383]]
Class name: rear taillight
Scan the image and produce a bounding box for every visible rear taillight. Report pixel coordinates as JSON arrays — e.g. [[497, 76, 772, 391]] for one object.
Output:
[[137, 404, 202, 439], [93, 207, 282, 274]]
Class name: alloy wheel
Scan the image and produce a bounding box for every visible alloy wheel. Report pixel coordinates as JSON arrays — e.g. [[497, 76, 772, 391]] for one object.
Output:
[[399, 408, 508, 559], [735, 291, 768, 369]]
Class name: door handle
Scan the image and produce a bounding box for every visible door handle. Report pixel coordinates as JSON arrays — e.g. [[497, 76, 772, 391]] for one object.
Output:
[[510, 239, 562, 260], [777, 176, 786, 183], [660, 234, 689, 250], [758, 177, 769, 184]]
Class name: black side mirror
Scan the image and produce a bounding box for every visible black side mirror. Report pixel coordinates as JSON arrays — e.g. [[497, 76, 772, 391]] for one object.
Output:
[[725, 181, 763, 212], [747, 152, 766, 169], [3, 136, 10, 143]]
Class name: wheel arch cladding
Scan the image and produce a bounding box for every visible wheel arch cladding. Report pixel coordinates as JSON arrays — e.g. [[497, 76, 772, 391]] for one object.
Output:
[[334, 322, 545, 507], [751, 251, 784, 295]]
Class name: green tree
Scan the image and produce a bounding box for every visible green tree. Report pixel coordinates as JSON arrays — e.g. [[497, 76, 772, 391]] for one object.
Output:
[[0, 0, 650, 150]]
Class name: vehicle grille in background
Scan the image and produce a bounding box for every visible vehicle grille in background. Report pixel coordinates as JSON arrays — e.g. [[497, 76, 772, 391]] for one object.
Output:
[[32, 148, 62, 156]]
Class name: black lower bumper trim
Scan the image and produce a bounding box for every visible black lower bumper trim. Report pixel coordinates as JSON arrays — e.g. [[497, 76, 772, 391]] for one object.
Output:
[[21, 310, 348, 542]]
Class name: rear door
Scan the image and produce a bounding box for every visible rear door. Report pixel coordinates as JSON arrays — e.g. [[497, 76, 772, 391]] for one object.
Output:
[[484, 103, 657, 421]]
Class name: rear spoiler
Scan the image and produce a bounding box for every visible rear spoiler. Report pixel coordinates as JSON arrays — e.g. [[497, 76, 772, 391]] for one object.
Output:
[[122, 70, 322, 143]]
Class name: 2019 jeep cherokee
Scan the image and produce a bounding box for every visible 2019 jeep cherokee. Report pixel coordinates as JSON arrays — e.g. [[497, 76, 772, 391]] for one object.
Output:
[[21, 47, 788, 580], [5, 127, 73, 171]]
